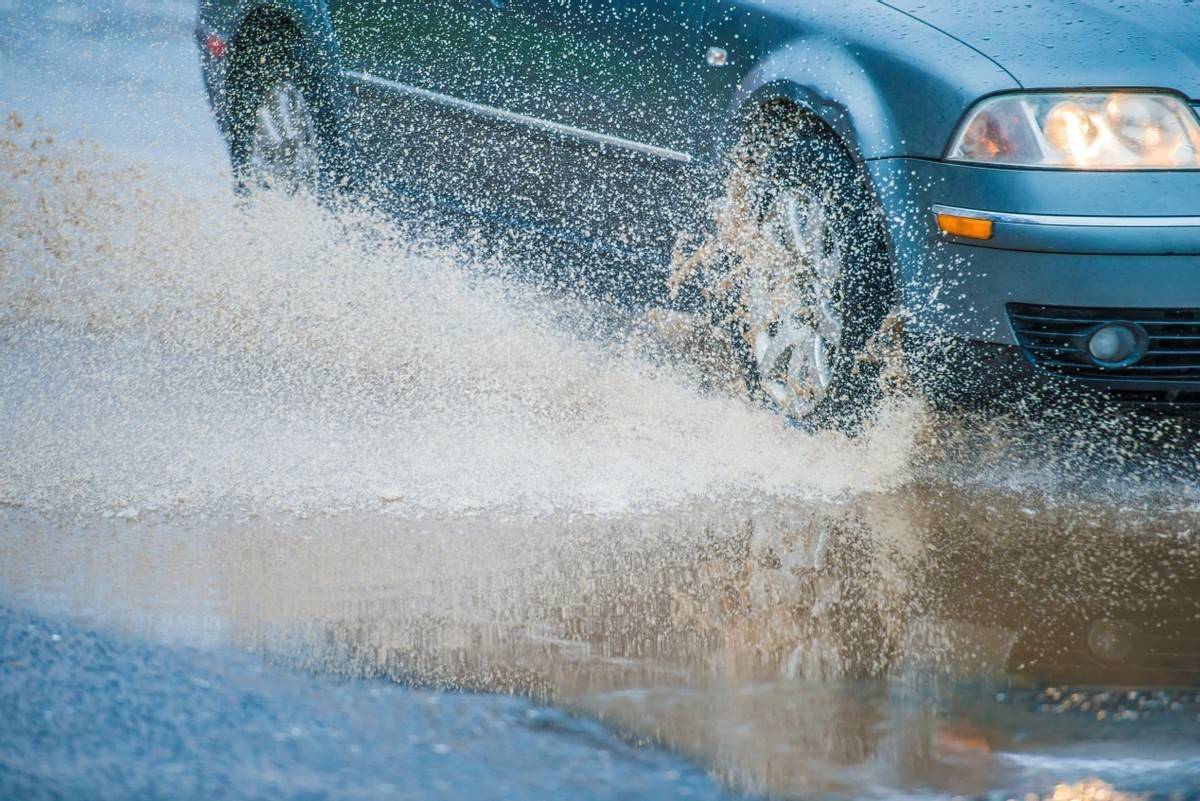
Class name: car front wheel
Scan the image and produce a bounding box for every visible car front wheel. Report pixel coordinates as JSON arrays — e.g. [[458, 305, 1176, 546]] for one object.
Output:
[[721, 118, 895, 431]]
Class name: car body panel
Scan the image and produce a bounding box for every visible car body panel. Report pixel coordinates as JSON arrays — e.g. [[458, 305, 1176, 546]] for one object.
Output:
[[871, 158, 1200, 346], [416, 0, 711, 263], [886, 0, 1200, 99], [467, 0, 709, 155], [199, 0, 1015, 178], [326, 0, 477, 96], [706, 2, 1017, 161], [197, 0, 1200, 400]]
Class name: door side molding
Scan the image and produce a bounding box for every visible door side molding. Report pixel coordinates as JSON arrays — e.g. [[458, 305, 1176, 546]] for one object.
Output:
[[344, 70, 694, 164]]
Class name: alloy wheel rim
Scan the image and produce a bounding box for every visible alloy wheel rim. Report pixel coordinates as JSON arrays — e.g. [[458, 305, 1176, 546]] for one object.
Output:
[[744, 187, 845, 419], [248, 80, 319, 193]]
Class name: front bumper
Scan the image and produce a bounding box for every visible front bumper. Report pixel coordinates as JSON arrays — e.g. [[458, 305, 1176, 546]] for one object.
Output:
[[869, 158, 1200, 398]]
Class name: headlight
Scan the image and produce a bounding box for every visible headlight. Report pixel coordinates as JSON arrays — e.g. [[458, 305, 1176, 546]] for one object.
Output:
[[947, 92, 1200, 169]]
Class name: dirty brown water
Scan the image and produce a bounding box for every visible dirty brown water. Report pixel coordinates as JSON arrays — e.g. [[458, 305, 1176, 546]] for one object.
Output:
[[4, 5, 1200, 798], [4, 126, 1200, 799], [4, 488, 1200, 799]]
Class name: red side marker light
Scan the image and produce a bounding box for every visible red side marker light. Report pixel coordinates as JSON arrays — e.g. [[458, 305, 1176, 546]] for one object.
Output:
[[205, 33, 228, 60]]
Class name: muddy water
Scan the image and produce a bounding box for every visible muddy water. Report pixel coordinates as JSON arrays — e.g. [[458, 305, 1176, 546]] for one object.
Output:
[[4, 487, 1200, 799], [4, 5, 1200, 798], [4, 127, 1200, 797]]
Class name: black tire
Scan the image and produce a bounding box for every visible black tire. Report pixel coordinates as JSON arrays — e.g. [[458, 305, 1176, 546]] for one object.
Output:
[[225, 25, 348, 197], [724, 116, 895, 432]]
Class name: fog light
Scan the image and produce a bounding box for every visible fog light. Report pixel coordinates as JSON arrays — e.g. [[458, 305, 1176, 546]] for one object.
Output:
[[1086, 322, 1146, 367]]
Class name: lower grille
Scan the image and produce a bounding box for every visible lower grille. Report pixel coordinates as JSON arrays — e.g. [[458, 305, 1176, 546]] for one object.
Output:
[[1008, 303, 1200, 382]]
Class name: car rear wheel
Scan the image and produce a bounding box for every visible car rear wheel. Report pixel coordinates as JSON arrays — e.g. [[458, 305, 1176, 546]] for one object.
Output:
[[724, 120, 894, 431], [226, 29, 337, 197], [244, 78, 320, 194]]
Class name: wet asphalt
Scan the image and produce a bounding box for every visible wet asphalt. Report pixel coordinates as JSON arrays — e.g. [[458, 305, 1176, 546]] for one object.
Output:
[[0, 606, 741, 801]]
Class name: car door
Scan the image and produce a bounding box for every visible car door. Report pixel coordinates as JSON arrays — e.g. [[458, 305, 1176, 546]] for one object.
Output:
[[328, 0, 509, 212], [468, 0, 715, 270]]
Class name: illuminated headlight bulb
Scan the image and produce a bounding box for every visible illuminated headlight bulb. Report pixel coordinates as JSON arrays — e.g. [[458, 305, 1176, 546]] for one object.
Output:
[[1044, 101, 1104, 164], [1107, 93, 1186, 165]]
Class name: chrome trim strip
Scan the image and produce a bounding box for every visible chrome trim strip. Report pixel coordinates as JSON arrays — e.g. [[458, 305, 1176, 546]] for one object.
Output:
[[932, 204, 1200, 228], [344, 70, 693, 164]]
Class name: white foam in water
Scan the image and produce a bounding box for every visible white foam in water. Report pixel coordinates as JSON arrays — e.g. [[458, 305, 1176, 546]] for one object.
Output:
[[0, 123, 921, 521]]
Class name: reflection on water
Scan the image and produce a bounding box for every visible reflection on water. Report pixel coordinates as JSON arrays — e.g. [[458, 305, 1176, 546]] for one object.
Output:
[[4, 484, 1198, 800]]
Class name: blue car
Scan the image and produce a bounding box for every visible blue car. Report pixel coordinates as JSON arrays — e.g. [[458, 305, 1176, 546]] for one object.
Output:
[[196, 0, 1200, 427]]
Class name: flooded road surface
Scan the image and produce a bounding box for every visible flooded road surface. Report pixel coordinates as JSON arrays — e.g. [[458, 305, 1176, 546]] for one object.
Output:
[[5, 477, 1200, 799], [3, 2, 1200, 800]]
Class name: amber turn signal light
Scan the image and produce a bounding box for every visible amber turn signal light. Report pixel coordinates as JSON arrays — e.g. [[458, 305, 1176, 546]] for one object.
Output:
[[936, 213, 993, 240]]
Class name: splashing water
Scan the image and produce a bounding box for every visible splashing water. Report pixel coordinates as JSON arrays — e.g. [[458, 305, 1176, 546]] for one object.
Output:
[[3, 102, 1200, 801], [0, 119, 924, 522]]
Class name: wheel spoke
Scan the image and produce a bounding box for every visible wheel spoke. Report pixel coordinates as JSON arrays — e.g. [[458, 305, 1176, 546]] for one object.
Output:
[[743, 186, 846, 418], [247, 80, 319, 193], [275, 86, 297, 139], [255, 105, 283, 147], [806, 332, 834, 393], [815, 297, 842, 343]]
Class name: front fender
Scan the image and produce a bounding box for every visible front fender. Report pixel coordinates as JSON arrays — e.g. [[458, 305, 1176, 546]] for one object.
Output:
[[705, 3, 1018, 163], [728, 39, 895, 162]]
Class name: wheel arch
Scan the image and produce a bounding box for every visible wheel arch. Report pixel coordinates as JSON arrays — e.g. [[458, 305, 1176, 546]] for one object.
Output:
[[712, 16, 1018, 167], [226, 2, 342, 82], [231, 5, 305, 51], [208, 0, 348, 127], [718, 38, 899, 167]]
